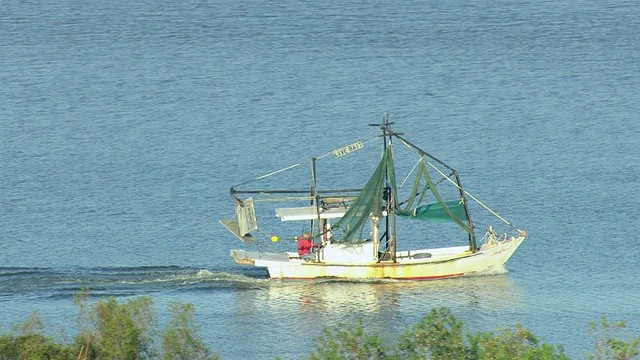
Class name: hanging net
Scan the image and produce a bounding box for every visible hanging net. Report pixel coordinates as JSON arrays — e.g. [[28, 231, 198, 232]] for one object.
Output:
[[330, 144, 472, 244], [329, 146, 390, 244], [393, 159, 472, 233]]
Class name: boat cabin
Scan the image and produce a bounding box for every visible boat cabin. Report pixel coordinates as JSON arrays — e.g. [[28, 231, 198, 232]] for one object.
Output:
[[275, 206, 380, 264]]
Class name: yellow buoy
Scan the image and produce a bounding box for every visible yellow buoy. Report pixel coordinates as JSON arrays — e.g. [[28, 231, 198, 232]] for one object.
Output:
[[271, 236, 278, 243]]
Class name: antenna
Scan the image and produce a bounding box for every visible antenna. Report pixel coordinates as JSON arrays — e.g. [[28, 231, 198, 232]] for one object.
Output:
[[369, 113, 394, 132]]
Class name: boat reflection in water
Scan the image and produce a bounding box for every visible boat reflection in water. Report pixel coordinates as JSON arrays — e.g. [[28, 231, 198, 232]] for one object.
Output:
[[239, 270, 522, 324]]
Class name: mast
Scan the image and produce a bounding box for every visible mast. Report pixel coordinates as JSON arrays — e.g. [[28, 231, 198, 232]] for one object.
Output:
[[311, 157, 322, 248], [369, 114, 396, 261]]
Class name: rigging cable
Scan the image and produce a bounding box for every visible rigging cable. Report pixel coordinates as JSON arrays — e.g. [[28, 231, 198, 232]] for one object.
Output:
[[233, 130, 379, 188], [398, 158, 421, 189], [234, 163, 301, 188], [426, 161, 520, 231]]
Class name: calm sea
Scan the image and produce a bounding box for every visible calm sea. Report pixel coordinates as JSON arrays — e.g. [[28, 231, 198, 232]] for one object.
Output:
[[1, 1, 639, 359]]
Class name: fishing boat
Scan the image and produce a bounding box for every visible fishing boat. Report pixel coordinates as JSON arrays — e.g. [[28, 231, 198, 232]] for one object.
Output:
[[220, 115, 527, 280]]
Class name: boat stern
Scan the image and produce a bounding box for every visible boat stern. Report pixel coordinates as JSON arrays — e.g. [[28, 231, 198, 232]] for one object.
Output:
[[230, 249, 297, 267]]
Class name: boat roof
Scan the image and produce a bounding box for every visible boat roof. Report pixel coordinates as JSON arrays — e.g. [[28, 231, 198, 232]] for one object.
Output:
[[275, 207, 347, 221]]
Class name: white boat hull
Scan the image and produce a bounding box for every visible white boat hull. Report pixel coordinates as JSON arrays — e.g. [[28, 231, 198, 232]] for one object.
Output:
[[230, 235, 525, 280]]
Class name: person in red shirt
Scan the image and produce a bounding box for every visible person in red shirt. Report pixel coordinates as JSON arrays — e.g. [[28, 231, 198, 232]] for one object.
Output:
[[297, 231, 318, 256]]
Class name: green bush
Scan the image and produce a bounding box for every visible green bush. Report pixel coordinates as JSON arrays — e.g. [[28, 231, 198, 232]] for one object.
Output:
[[2, 297, 639, 360], [161, 302, 219, 360], [0, 293, 218, 360], [396, 307, 469, 359], [587, 316, 640, 360], [305, 309, 637, 360], [73, 295, 155, 359], [0, 312, 73, 360], [306, 318, 388, 360], [469, 324, 569, 360], [308, 307, 572, 360]]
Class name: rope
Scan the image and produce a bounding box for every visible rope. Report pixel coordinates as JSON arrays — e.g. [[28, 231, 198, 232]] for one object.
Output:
[[399, 159, 420, 189], [253, 229, 285, 255], [228, 213, 285, 255], [234, 163, 301, 188], [255, 163, 300, 180]]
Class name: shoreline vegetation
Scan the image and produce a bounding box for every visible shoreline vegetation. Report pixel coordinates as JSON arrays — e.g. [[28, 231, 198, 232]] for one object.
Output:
[[1, 293, 638, 359]]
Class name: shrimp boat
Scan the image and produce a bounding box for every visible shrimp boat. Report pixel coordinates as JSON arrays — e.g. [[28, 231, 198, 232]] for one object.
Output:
[[220, 115, 527, 280]]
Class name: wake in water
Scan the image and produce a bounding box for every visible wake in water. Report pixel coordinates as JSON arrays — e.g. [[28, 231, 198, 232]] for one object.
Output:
[[0, 266, 270, 299], [0, 264, 513, 302], [467, 265, 509, 277]]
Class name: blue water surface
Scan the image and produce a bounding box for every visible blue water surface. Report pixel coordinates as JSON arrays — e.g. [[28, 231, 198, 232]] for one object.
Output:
[[1, 1, 639, 359]]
